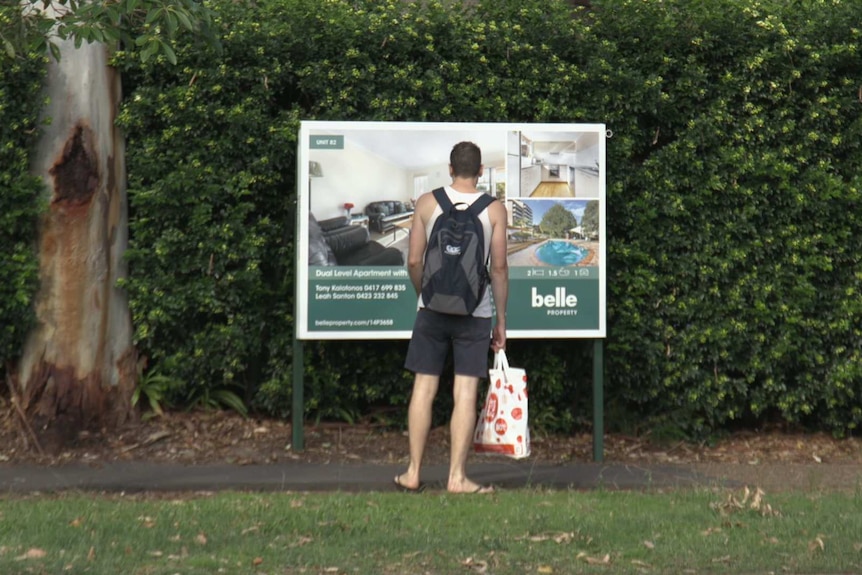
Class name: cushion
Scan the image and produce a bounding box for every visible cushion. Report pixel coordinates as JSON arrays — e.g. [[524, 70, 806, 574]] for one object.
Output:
[[308, 214, 337, 266]]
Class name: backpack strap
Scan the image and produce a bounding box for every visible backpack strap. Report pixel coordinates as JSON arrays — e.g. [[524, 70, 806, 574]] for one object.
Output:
[[467, 193, 495, 217], [431, 187, 452, 212], [431, 187, 495, 215]]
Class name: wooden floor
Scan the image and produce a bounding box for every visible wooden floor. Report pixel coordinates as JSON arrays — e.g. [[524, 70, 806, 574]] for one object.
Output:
[[530, 182, 574, 197]]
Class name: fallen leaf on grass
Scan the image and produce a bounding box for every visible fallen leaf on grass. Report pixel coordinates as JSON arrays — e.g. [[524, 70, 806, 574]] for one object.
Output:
[[711, 555, 731, 563], [460, 556, 488, 573], [577, 552, 611, 565], [252, 557, 263, 566], [16, 548, 47, 560], [631, 560, 651, 568], [195, 532, 208, 546], [69, 517, 84, 528], [537, 566, 553, 574], [87, 546, 95, 561], [643, 540, 655, 549], [854, 542, 862, 552], [809, 536, 825, 552], [289, 536, 314, 548], [701, 527, 722, 536], [517, 532, 575, 544], [711, 486, 780, 517]]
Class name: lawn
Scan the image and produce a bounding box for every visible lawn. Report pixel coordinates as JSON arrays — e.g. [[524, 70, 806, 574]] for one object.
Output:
[[1, 487, 860, 574]]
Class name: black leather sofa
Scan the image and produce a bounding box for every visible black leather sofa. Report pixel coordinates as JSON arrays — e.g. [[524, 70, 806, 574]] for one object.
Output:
[[364, 201, 414, 234], [309, 215, 403, 266]]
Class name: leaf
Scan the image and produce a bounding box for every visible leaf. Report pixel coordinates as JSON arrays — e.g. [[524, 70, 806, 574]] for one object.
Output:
[[48, 41, 61, 62], [2, 38, 15, 59], [159, 40, 177, 64], [16, 548, 47, 560], [195, 533, 207, 545], [577, 552, 611, 565], [252, 557, 263, 566], [809, 537, 825, 552], [174, 9, 193, 31]]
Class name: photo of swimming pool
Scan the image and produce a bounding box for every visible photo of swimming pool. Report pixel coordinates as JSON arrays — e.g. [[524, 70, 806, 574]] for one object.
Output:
[[535, 240, 589, 266]]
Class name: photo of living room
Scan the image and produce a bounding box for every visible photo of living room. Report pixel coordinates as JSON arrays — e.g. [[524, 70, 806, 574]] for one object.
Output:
[[506, 130, 600, 199], [307, 127, 508, 266]]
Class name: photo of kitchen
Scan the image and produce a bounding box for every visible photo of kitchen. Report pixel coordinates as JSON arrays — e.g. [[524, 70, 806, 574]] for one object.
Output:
[[505, 130, 601, 199]]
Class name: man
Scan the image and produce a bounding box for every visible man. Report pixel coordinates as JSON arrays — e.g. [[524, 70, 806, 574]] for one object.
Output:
[[394, 141, 508, 494]]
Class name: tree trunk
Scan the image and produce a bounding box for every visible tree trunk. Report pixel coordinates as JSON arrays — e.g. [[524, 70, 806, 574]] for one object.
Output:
[[14, 35, 136, 453]]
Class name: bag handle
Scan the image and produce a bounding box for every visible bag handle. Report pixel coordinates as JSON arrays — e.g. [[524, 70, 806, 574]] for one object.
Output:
[[494, 349, 510, 372]]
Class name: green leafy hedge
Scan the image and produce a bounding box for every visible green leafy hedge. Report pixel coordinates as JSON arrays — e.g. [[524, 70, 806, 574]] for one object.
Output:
[[0, 47, 46, 381], [4, 0, 858, 437]]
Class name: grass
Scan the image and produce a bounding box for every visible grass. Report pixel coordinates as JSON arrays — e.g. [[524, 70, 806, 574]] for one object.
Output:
[[0, 487, 860, 574]]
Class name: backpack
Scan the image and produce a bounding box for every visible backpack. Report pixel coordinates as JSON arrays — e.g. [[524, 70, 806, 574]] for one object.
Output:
[[421, 187, 496, 316]]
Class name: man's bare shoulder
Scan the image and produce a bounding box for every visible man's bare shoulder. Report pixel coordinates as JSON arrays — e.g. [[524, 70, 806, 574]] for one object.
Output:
[[488, 197, 507, 222]]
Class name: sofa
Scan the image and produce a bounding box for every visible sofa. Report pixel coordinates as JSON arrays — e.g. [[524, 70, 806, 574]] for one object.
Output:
[[309, 215, 403, 266], [364, 201, 414, 234]]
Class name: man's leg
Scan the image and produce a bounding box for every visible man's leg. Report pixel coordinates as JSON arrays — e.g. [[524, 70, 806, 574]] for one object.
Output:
[[396, 372, 439, 490], [447, 374, 491, 493]]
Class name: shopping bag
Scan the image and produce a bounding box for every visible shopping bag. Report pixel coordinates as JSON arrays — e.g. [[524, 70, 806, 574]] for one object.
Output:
[[473, 349, 530, 458]]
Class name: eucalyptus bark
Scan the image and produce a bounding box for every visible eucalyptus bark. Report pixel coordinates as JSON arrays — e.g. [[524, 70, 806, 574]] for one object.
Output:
[[15, 36, 136, 452]]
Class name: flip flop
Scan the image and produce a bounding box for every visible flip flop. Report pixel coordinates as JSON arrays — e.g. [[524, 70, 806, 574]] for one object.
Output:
[[393, 475, 426, 494], [473, 484, 495, 494]]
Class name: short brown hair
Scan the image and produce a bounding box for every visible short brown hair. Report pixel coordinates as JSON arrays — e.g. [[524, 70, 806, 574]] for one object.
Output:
[[450, 141, 482, 178]]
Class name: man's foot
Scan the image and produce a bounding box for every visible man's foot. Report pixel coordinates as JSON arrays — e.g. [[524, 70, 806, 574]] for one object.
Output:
[[393, 474, 426, 494], [447, 479, 495, 494]]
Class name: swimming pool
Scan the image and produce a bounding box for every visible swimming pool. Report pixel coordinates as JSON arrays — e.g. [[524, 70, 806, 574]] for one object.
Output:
[[535, 240, 588, 266]]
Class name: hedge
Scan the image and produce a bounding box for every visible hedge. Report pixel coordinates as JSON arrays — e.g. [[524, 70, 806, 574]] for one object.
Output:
[[3, 0, 860, 438], [0, 40, 46, 383]]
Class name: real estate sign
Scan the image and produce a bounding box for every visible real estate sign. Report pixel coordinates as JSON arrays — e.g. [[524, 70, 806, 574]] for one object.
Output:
[[297, 121, 606, 339]]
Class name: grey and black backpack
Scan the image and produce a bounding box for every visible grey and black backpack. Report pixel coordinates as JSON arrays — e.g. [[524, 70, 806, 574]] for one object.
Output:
[[421, 188, 496, 316]]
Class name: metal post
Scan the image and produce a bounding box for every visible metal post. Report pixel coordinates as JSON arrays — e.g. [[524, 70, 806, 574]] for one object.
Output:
[[292, 336, 304, 451], [592, 338, 604, 462]]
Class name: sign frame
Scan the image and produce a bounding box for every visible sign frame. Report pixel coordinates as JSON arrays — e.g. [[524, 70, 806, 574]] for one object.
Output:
[[297, 121, 607, 340]]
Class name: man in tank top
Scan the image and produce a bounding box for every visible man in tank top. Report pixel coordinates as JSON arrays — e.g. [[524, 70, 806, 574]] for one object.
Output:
[[395, 141, 508, 494]]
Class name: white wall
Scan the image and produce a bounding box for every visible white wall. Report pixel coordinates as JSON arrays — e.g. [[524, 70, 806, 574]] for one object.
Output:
[[309, 141, 411, 220]]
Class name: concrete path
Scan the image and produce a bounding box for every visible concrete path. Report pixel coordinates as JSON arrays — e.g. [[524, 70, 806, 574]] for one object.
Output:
[[0, 461, 737, 493]]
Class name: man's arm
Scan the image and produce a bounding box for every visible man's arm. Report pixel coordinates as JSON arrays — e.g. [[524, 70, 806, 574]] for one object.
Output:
[[488, 200, 508, 352], [406, 193, 434, 295]]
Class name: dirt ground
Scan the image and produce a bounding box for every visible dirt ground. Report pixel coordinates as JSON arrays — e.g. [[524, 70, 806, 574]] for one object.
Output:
[[2, 408, 861, 492]]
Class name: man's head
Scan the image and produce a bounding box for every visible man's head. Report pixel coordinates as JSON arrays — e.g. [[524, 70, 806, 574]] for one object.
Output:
[[449, 141, 483, 179]]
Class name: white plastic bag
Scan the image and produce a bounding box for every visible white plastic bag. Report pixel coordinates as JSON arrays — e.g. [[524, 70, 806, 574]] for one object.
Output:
[[473, 350, 530, 459]]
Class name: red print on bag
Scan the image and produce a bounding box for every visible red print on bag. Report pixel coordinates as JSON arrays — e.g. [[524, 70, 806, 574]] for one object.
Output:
[[494, 418, 507, 436], [484, 394, 499, 423], [511, 407, 523, 421], [495, 377, 503, 389]]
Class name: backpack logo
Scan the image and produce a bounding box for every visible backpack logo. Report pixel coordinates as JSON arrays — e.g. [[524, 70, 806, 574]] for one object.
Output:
[[420, 188, 495, 316]]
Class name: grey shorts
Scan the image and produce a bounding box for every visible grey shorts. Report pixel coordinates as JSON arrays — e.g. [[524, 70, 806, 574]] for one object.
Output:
[[404, 309, 492, 378]]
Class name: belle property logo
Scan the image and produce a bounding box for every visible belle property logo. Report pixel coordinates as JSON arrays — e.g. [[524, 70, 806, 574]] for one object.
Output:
[[531, 286, 579, 316]]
